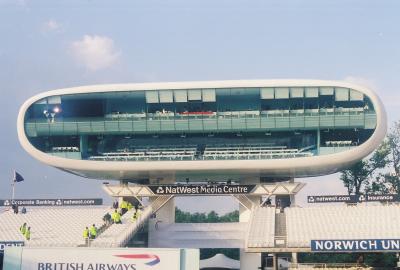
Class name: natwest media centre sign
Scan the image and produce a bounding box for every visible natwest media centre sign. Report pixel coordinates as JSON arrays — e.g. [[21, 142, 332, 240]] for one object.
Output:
[[149, 184, 255, 195], [3, 247, 199, 270]]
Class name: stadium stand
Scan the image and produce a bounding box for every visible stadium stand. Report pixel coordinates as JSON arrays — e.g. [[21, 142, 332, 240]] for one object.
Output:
[[246, 207, 276, 248], [91, 196, 172, 248], [89, 145, 197, 161], [286, 204, 400, 248], [0, 207, 109, 247], [90, 144, 315, 161]]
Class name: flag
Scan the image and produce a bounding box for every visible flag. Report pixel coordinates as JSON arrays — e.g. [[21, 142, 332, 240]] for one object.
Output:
[[13, 171, 24, 183]]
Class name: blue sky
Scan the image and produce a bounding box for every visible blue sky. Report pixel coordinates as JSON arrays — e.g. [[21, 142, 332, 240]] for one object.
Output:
[[0, 0, 399, 214]]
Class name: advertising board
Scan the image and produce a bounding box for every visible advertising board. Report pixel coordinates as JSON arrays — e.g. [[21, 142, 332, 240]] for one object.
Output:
[[4, 247, 199, 270], [0, 198, 102, 207], [149, 184, 255, 195], [307, 194, 400, 204], [311, 239, 400, 252]]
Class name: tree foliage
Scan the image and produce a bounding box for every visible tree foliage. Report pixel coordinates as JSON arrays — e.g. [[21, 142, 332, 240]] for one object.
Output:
[[175, 207, 239, 223], [340, 120, 400, 195], [340, 141, 390, 195], [379, 120, 400, 194]]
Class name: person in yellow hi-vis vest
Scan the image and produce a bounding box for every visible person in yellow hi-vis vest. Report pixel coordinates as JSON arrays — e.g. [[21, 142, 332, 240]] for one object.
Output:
[[20, 223, 27, 235], [120, 200, 128, 215], [24, 227, 31, 241], [83, 227, 89, 245], [112, 210, 122, 224], [89, 224, 97, 239], [127, 202, 133, 211]]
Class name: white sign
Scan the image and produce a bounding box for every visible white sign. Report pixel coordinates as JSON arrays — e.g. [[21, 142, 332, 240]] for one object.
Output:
[[20, 248, 181, 270]]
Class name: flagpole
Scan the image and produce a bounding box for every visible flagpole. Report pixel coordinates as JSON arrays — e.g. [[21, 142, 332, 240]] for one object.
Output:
[[12, 169, 15, 201]]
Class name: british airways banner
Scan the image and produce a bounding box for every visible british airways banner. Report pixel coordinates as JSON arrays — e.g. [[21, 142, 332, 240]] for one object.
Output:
[[311, 239, 400, 252], [3, 247, 199, 270]]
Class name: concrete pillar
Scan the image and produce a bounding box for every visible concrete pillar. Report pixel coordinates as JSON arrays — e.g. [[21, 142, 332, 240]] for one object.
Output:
[[239, 181, 262, 270], [291, 252, 298, 264], [148, 196, 175, 248], [272, 254, 278, 270], [240, 250, 261, 270]]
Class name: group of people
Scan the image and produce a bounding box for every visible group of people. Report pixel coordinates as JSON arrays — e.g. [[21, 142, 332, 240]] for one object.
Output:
[[12, 204, 27, 214], [19, 223, 30, 241], [82, 199, 143, 243], [82, 224, 97, 243], [102, 200, 143, 225]]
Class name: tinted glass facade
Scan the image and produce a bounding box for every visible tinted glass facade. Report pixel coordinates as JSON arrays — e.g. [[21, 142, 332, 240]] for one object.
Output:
[[24, 86, 377, 162]]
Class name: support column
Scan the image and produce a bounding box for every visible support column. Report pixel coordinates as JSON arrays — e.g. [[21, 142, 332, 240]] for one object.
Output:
[[240, 185, 261, 270], [148, 178, 175, 248], [272, 254, 278, 270], [291, 252, 298, 264], [240, 250, 262, 270]]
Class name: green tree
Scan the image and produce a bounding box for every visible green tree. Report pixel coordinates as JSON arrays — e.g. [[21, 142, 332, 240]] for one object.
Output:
[[175, 208, 239, 223], [340, 142, 389, 195], [380, 121, 400, 194]]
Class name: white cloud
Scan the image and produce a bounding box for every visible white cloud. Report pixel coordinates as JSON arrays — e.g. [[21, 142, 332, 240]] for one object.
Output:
[[70, 35, 121, 71], [42, 19, 61, 32]]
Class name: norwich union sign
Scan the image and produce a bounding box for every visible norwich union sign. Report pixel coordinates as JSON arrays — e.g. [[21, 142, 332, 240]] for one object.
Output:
[[311, 239, 400, 252]]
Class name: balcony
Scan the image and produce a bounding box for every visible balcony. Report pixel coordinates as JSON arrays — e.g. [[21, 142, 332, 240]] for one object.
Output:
[[25, 110, 377, 137]]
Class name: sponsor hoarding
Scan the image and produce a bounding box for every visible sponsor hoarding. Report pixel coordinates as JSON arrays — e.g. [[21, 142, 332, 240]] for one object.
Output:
[[12, 248, 183, 270], [149, 184, 255, 195], [0, 198, 103, 207], [311, 239, 400, 252], [307, 194, 400, 204]]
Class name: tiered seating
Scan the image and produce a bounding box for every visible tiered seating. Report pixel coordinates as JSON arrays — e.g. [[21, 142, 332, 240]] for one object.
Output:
[[286, 205, 400, 248], [0, 207, 109, 247], [105, 112, 146, 119], [52, 146, 79, 152], [90, 145, 197, 161], [91, 207, 152, 248], [247, 207, 276, 248], [203, 144, 313, 160]]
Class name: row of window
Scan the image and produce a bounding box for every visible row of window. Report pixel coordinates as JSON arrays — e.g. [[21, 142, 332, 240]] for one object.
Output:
[[35, 87, 365, 106]]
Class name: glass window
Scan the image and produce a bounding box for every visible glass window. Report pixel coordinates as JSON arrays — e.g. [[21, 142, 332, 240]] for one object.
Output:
[[290, 87, 304, 98], [305, 87, 319, 98], [48, 96, 61, 104], [202, 89, 216, 102], [275, 88, 289, 99], [146, 91, 159, 103], [320, 87, 334, 95], [174, 90, 187, 102], [350, 89, 363, 101], [335, 88, 349, 101], [261, 88, 274, 99], [159, 90, 173, 103], [188, 89, 202, 101]]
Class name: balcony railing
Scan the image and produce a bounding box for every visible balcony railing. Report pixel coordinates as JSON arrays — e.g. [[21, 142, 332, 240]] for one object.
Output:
[[25, 111, 377, 137]]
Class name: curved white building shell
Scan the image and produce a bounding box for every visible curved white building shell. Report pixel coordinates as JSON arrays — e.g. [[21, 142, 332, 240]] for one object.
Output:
[[17, 80, 387, 181]]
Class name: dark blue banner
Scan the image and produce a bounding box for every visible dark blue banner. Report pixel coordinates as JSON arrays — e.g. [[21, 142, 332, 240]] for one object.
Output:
[[0, 198, 103, 207], [308, 194, 400, 204], [311, 239, 400, 252]]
